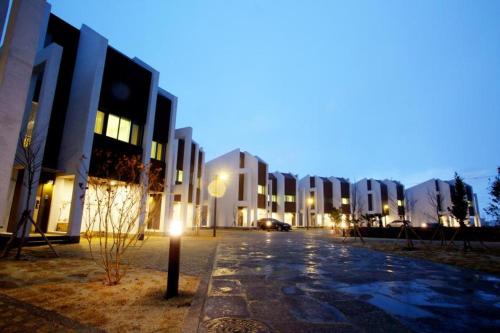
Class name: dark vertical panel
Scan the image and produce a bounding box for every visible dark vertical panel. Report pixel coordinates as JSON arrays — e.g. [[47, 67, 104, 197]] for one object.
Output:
[[176, 139, 184, 170], [239, 152, 245, 168], [238, 173, 244, 200], [258, 162, 266, 185], [368, 193, 373, 211]]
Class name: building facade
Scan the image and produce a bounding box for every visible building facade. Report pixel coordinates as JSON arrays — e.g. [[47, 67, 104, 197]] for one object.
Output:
[[268, 172, 298, 226], [203, 149, 268, 228], [0, 3, 177, 240], [170, 127, 205, 229], [406, 179, 481, 227]]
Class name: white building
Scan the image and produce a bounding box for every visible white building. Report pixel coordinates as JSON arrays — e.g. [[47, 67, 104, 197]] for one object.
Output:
[[169, 127, 205, 229], [268, 172, 298, 226], [203, 149, 268, 228], [0, 3, 178, 240], [380, 180, 406, 224], [405, 179, 481, 227], [352, 178, 394, 226], [328, 176, 352, 222]]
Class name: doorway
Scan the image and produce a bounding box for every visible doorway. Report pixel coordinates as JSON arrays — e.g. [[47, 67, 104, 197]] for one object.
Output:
[[147, 194, 162, 230]]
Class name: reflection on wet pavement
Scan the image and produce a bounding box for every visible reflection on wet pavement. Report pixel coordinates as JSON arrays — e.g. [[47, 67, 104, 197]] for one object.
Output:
[[202, 231, 500, 332]]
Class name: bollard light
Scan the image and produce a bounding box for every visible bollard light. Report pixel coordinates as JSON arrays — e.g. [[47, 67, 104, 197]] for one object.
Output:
[[165, 220, 183, 299]]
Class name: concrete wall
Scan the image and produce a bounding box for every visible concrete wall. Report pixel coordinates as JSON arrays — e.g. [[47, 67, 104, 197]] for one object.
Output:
[[0, 0, 49, 228]]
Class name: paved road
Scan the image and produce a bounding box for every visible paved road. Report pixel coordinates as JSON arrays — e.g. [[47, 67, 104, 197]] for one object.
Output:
[[199, 230, 500, 333]]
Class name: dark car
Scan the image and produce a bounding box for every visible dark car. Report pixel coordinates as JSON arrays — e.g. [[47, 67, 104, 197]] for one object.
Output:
[[257, 218, 291, 231]]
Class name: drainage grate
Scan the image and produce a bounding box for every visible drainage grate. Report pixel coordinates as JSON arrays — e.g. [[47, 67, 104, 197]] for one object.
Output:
[[203, 317, 272, 333]]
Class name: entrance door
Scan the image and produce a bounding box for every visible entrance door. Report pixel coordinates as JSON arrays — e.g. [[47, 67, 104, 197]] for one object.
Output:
[[237, 207, 245, 227], [147, 194, 162, 230], [35, 182, 53, 233]]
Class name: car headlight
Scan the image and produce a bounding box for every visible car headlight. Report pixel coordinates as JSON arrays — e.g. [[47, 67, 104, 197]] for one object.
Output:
[[266, 221, 272, 227]]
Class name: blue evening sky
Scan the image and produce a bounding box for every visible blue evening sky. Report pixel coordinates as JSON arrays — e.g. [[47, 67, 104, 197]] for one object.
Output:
[[49, 0, 499, 217]]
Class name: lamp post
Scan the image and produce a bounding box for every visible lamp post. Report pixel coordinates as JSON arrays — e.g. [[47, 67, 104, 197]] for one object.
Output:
[[165, 220, 183, 299], [210, 173, 228, 238], [307, 197, 314, 230]]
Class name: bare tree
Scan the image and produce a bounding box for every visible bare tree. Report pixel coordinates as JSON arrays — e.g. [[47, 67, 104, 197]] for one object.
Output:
[[2, 130, 57, 258], [80, 152, 162, 285]]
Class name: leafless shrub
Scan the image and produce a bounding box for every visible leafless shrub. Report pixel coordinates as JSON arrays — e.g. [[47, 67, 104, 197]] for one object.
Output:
[[79, 151, 163, 285]]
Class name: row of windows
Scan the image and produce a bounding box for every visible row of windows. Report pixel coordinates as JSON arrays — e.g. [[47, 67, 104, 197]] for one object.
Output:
[[94, 111, 141, 146], [151, 141, 164, 161]]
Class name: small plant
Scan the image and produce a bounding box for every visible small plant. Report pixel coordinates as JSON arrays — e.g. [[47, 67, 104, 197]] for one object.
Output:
[[80, 151, 163, 285]]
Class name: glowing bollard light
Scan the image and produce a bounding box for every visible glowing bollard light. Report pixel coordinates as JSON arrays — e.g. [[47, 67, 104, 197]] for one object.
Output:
[[165, 220, 183, 299]]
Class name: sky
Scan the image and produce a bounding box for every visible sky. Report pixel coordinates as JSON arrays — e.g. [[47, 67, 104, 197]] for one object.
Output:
[[49, 0, 500, 218]]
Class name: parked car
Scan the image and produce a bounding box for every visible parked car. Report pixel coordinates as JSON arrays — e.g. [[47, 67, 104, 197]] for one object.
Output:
[[257, 218, 291, 231], [386, 220, 411, 228], [421, 222, 440, 229]]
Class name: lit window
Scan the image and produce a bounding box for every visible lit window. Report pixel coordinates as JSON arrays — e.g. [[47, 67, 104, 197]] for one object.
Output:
[[151, 141, 157, 159], [94, 111, 105, 134], [118, 118, 131, 142], [397, 200, 403, 207], [106, 114, 120, 139], [342, 197, 349, 205], [131, 124, 140, 145], [258, 185, 266, 195], [176, 170, 184, 183], [272, 195, 277, 202], [157, 143, 163, 160], [285, 195, 295, 202]]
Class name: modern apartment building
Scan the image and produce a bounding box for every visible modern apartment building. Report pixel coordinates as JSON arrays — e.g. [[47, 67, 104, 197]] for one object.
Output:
[[329, 176, 351, 222], [380, 180, 405, 224], [268, 172, 298, 226], [405, 179, 481, 227], [0, 3, 177, 240], [298, 176, 329, 227], [203, 149, 268, 228], [352, 178, 393, 226], [170, 127, 205, 229]]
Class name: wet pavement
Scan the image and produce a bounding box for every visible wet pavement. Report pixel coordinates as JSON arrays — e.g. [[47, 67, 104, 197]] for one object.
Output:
[[199, 230, 500, 333]]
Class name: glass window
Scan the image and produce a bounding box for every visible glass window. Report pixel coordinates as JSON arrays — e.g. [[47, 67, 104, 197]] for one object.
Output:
[[151, 141, 157, 159], [342, 197, 349, 205], [94, 111, 105, 134], [258, 185, 266, 195], [106, 114, 120, 139], [117, 118, 131, 142], [285, 195, 295, 202], [272, 195, 277, 202], [176, 170, 183, 183], [131, 124, 140, 145], [397, 200, 403, 206], [157, 143, 163, 160]]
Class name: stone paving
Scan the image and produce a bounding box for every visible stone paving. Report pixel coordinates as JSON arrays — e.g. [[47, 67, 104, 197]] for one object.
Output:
[[198, 230, 500, 333]]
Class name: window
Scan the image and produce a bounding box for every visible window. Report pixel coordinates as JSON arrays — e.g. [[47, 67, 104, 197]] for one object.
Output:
[[94, 111, 105, 134], [342, 197, 349, 205], [130, 124, 140, 145], [397, 200, 403, 207], [101, 112, 140, 145], [272, 195, 277, 202], [117, 118, 131, 142], [367, 179, 372, 191], [151, 141, 164, 160], [176, 170, 183, 183], [368, 194, 373, 211], [258, 185, 266, 195], [151, 141, 157, 159], [106, 114, 120, 139], [285, 195, 295, 202]]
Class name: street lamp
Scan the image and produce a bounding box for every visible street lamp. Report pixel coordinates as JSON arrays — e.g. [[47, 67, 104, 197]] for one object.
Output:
[[306, 197, 314, 230], [208, 172, 228, 237], [165, 220, 183, 299]]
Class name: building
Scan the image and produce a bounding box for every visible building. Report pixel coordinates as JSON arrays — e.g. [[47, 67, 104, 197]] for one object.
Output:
[[406, 179, 481, 227], [0, 3, 177, 240], [329, 176, 351, 224], [203, 149, 268, 228], [268, 172, 298, 226], [169, 127, 205, 229], [380, 180, 405, 224], [351, 178, 397, 226]]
